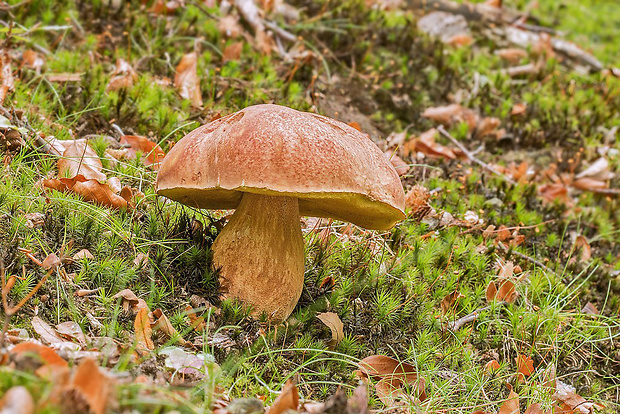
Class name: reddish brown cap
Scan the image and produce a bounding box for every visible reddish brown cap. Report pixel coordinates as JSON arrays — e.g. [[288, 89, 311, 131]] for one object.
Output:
[[156, 104, 405, 230]]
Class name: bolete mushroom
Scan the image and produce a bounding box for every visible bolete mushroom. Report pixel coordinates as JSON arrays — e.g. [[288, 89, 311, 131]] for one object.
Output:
[[156, 104, 405, 321]]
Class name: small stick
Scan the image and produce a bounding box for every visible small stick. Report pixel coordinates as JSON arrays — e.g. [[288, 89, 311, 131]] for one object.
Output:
[[448, 301, 506, 331], [437, 126, 516, 185]]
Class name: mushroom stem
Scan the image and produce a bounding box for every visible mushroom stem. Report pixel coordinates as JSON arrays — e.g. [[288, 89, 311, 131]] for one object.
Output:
[[211, 192, 304, 321]]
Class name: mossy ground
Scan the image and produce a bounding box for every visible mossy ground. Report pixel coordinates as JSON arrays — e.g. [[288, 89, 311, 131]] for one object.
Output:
[[0, 0, 619, 412]]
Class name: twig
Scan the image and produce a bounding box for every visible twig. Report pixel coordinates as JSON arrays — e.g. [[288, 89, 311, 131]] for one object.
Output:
[[437, 125, 516, 185], [497, 241, 557, 276], [448, 301, 506, 330]]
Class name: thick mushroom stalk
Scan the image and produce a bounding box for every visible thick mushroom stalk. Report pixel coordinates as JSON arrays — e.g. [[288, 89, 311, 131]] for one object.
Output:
[[211, 192, 304, 321]]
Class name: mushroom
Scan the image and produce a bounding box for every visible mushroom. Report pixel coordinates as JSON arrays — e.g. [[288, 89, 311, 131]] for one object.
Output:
[[156, 104, 405, 321]]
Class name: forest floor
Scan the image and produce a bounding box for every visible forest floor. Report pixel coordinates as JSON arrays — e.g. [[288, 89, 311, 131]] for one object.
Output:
[[0, 0, 619, 413]]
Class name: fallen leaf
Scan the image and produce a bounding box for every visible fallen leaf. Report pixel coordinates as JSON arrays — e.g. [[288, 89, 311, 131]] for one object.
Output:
[[150, 0, 183, 14], [486, 279, 517, 303], [72, 249, 94, 261], [185, 305, 206, 332], [539, 182, 570, 205], [495, 48, 528, 63], [152, 308, 189, 346], [10, 342, 68, 368], [267, 380, 299, 414], [222, 41, 243, 62], [61, 358, 114, 414], [106, 58, 138, 91], [485, 359, 501, 372], [581, 302, 599, 315], [113, 289, 149, 313], [42, 175, 131, 210], [405, 185, 432, 221], [406, 128, 458, 160], [22, 50, 45, 73], [516, 354, 535, 380], [421, 104, 478, 130], [32, 316, 65, 345], [217, 15, 243, 38], [572, 177, 607, 191], [56, 321, 87, 346], [524, 403, 544, 414], [0, 386, 35, 414], [553, 379, 604, 413], [159, 346, 216, 377], [347, 121, 362, 132], [384, 150, 409, 176], [135, 307, 154, 354], [498, 385, 519, 414], [317, 312, 344, 348], [133, 252, 149, 268], [119, 135, 166, 168], [511, 103, 527, 116], [476, 117, 501, 138], [446, 34, 473, 47], [57, 139, 106, 182], [440, 290, 464, 315], [573, 235, 591, 262], [575, 157, 613, 180], [41, 253, 62, 271], [175, 52, 203, 108]]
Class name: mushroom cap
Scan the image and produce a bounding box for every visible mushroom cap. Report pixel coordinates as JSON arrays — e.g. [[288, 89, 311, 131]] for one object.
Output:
[[156, 104, 406, 230]]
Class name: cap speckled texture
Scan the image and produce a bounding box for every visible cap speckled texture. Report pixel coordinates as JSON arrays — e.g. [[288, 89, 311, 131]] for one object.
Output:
[[156, 104, 406, 230]]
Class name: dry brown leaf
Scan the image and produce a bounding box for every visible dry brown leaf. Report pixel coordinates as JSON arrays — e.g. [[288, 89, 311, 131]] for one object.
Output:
[[72, 249, 94, 261], [516, 354, 535, 380], [347, 121, 362, 132], [42, 175, 131, 210], [113, 289, 149, 314], [61, 358, 114, 414], [32, 316, 66, 345], [41, 253, 62, 270], [384, 150, 409, 176], [175, 52, 203, 108], [119, 135, 166, 168], [524, 403, 544, 414], [539, 182, 571, 205], [0, 386, 35, 414], [572, 177, 607, 191], [58, 139, 106, 182], [0, 49, 14, 106], [485, 359, 501, 372], [22, 50, 45, 73], [133, 252, 149, 268], [185, 305, 206, 332], [511, 102, 527, 116], [573, 235, 591, 262], [405, 185, 432, 220], [581, 302, 599, 315], [496, 48, 528, 63], [498, 385, 519, 414], [446, 34, 473, 47], [476, 117, 501, 138], [358, 355, 418, 384], [407, 128, 457, 160], [134, 307, 154, 353], [267, 379, 299, 414], [10, 342, 68, 368], [316, 312, 344, 347], [553, 379, 604, 413], [421, 104, 478, 130], [106, 58, 138, 91], [56, 321, 87, 346], [152, 308, 189, 346], [150, 0, 183, 14], [222, 41, 243, 62], [218, 15, 243, 38], [486, 279, 517, 303], [440, 290, 464, 315]]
